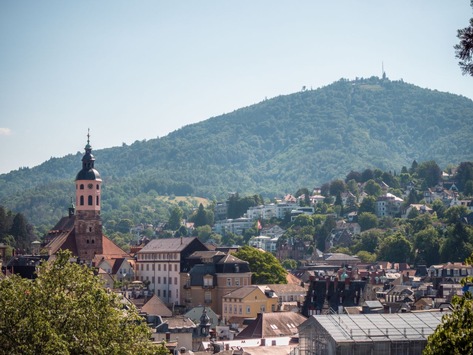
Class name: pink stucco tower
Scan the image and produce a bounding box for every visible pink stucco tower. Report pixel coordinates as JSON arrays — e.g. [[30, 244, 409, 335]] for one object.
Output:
[[74, 131, 103, 261]]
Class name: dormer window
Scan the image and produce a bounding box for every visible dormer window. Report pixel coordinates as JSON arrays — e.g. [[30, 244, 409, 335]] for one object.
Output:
[[204, 276, 213, 287]]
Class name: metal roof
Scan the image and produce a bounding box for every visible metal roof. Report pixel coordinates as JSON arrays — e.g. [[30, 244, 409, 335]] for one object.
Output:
[[306, 312, 446, 343]]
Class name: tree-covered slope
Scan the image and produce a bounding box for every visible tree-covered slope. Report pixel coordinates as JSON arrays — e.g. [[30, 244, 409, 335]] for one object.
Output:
[[1, 76, 473, 228]]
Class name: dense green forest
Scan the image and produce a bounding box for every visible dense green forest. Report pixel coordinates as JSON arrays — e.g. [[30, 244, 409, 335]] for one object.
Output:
[[1, 76, 473, 232]]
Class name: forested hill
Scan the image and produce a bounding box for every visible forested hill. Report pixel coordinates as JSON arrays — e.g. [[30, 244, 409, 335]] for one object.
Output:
[[2, 76, 473, 228]]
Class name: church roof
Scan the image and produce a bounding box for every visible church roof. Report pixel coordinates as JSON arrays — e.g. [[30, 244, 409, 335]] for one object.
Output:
[[76, 168, 101, 181], [43, 216, 129, 261]]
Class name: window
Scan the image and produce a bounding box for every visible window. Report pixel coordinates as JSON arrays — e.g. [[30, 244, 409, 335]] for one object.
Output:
[[168, 277, 172, 284], [205, 292, 211, 303], [88, 195, 93, 206], [164, 264, 166, 271], [152, 264, 155, 271], [157, 290, 160, 297], [169, 290, 171, 298], [80, 196, 84, 206], [96, 196, 99, 206], [158, 264, 161, 271], [80, 184, 84, 190], [224, 305, 227, 314], [227, 278, 232, 286], [235, 278, 240, 286], [163, 277, 166, 284], [239, 306, 242, 314], [146, 264, 149, 271], [174, 264, 177, 272], [163, 290, 166, 298], [260, 305, 265, 312], [158, 277, 161, 283], [174, 277, 177, 285]]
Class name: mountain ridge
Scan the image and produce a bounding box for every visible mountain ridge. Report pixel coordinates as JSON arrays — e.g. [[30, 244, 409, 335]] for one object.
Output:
[[1, 76, 473, 227]]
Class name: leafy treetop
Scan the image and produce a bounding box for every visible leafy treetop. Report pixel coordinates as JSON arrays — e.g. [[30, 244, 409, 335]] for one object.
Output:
[[0, 250, 157, 355]]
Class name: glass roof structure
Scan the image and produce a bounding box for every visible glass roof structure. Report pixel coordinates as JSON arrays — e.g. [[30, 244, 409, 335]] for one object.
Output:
[[312, 312, 446, 343]]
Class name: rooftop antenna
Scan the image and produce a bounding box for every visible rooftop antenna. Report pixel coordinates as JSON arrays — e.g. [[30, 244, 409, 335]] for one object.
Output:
[[382, 61, 386, 80]]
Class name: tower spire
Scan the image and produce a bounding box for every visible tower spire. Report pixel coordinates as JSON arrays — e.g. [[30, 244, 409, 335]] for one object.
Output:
[[85, 128, 91, 151]]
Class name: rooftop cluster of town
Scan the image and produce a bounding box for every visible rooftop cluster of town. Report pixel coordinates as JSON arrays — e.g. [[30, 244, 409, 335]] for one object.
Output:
[[2, 139, 473, 354]]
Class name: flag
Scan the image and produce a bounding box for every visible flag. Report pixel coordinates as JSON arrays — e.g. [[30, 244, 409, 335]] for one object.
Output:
[[257, 220, 262, 230]]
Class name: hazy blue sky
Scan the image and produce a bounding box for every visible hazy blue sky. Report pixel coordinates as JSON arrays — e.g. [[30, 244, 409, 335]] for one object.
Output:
[[1, 1, 472, 174]]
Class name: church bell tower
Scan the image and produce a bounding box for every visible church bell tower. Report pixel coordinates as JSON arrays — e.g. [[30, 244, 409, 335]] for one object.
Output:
[[74, 130, 103, 261]]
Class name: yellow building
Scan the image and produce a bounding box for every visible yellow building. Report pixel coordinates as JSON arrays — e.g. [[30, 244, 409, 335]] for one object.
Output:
[[222, 285, 278, 321]]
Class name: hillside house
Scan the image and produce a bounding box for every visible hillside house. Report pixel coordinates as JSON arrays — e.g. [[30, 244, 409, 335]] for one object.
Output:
[[375, 193, 403, 218]]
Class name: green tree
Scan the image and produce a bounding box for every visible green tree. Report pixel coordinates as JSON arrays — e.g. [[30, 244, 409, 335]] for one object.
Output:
[[413, 226, 441, 266], [377, 233, 413, 263], [454, 1, 473, 76], [353, 229, 382, 254], [431, 199, 446, 219], [356, 250, 377, 263], [456, 161, 473, 191], [329, 179, 346, 196], [192, 203, 208, 227], [464, 180, 473, 197], [416, 160, 442, 188], [281, 259, 297, 270], [440, 222, 473, 262], [444, 205, 469, 224], [233, 246, 287, 284], [0, 250, 156, 354], [424, 252, 473, 354], [115, 218, 134, 234], [358, 212, 379, 232], [295, 188, 311, 206], [316, 215, 336, 251], [10, 213, 34, 252], [358, 196, 376, 214], [424, 291, 473, 354], [364, 179, 382, 197], [168, 206, 184, 230]]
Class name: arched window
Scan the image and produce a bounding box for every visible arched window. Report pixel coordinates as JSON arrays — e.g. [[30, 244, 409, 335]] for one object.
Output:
[[80, 196, 84, 205], [88, 195, 93, 205], [97, 184, 100, 190], [80, 184, 84, 190], [96, 196, 99, 206]]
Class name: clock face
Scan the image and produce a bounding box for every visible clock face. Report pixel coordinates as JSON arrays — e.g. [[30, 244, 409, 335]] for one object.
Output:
[[88, 183, 93, 189]]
